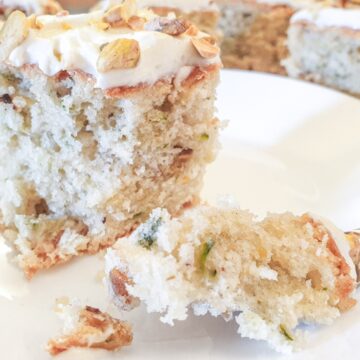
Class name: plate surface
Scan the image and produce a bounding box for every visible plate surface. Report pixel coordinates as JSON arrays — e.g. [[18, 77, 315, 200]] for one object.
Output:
[[1, 70, 360, 359]]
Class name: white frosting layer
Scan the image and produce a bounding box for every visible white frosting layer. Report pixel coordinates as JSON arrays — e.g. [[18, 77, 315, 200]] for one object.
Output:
[[1, 0, 53, 14], [96, 0, 217, 13], [310, 213, 357, 282], [291, 8, 360, 30], [6, 12, 220, 89]]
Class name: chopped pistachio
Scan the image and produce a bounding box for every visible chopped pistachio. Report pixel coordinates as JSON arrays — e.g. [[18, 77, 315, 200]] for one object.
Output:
[[97, 38, 140, 72], [200, 133, 209, 141], [279, 324, 294, 341]]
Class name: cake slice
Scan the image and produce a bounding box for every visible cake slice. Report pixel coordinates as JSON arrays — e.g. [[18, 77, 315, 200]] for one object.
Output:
[[0, 0, 62, 19], [0, 7, 221, 277], [47, 301, 133, 356], [285, 7, 360, 95], [216, 0, 351, 74], [217, 0, 299, 74], [105, 205, 357, 353], [92, 0, 220, 37]]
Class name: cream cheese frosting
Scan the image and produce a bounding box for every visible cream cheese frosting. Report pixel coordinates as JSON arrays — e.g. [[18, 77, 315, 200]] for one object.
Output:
[[5, 11, 220, 89], [291, 8, 360, 29], [96, 0, 217, 13]]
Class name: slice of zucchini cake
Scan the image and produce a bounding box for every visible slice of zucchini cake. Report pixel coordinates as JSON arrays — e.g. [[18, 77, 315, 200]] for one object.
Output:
[[0, 0, 62, 19], [285, 7, 360, 96], [92, 0, 220, 37], [105, 205, 357, 353], [0, 6, 221, 277]]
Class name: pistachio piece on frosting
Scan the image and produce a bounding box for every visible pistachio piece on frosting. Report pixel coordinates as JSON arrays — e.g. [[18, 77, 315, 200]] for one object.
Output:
[[127, 16, 146, 31], [103, 5, 127, 28], [184, 24, 199, 37], [0, 11, 29, 62], [97, 38, 140, 72], [191, 37, 219, 59], [145, 18, 190, 36], [103, 0, 137, 27]]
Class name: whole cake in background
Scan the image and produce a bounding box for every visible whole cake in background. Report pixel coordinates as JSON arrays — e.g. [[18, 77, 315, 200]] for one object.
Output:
[[92, 0, 220, 36], [0, 0, 62, 18], [0, 4, 221, 278], [105, 204, 358, 353]]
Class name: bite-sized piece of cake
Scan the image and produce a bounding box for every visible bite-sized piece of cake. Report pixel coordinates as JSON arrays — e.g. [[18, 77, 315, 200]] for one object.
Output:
[[105, 205, 357, 353], [93, 0, 220, 37], [0, 7, 221, 278], [47, 301, 133, 356], [285, 8, 360, 95], [216, 0, 349, 74], [0, 0, 62, 19]]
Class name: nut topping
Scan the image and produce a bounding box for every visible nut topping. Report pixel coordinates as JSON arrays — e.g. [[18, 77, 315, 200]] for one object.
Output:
[[103, 5, 127, 28], [145, 17, 190, 36], [97, 38, 140, 72], [127, 16, 146, 31], [191, 37, 219, 59], [184, 24, 199, 37], [0, 11, 29, 62], [103, 0, 137, 27]]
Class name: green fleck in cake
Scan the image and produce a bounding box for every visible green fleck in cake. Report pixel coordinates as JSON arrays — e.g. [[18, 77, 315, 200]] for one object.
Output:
[[105, 204, 357, 353], [0, 6, 221, 278]]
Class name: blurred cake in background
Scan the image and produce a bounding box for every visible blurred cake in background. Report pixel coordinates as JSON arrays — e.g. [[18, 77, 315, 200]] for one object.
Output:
[[217, 0, 296, 74], [285, 7, 360, 96], [216, 0, 352, 75], [92, 0, 220, 36], [0, 0, 62, 18]]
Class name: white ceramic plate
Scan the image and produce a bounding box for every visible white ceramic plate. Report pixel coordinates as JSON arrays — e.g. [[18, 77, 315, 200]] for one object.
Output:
[[1, 70, 360, 359]]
